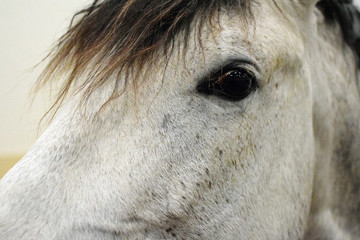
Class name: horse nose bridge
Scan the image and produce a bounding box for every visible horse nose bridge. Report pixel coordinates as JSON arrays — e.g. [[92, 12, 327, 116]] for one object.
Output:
[[96, 106, 216, 225]]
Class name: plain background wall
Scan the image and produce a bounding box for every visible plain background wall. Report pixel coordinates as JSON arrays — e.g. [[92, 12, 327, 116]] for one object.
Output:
[[0, 0, 90, 154], [0, 0, 90, 177]]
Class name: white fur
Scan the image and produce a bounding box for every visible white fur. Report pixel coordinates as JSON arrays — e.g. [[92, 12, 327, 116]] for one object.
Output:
[[1, 1, 360, 239], [355, 0, 360, 11]]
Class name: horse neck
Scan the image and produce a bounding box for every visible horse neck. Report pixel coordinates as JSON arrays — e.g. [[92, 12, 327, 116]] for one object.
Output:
[[306, 10, 360, 237]]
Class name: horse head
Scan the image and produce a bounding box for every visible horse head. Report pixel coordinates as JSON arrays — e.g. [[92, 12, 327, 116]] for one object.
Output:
[[1, 0, 360, 239]]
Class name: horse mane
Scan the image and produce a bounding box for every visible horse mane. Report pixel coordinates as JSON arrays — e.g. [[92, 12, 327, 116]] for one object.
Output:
[[317, 0, 360, 67], [37, 0, 253, 116]]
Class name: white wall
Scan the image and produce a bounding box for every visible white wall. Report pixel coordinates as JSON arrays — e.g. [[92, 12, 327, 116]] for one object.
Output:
[[0, 0, 90, 155]]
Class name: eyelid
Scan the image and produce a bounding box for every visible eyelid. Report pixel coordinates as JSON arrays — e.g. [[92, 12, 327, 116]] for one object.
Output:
[[224, 58, 260, 72], [219, 61, 261, 82], [204, 57, 261, 81]]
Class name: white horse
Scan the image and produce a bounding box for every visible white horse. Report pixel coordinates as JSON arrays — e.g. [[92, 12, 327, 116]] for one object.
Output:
[[1, 0, 360, 239]]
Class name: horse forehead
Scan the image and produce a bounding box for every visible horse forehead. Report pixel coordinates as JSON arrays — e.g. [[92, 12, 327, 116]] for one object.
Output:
[[165, 4, 304, 80]]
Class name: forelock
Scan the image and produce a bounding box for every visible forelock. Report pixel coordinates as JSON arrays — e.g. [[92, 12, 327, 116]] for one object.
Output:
[[37, 0, 254, 117]]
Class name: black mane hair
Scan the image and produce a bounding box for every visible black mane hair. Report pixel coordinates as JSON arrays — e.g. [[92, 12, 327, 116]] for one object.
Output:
[[317, 0, 360, 67]]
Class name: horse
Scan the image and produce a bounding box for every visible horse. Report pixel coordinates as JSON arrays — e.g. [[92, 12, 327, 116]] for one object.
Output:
[[1, 0, 360, 239]]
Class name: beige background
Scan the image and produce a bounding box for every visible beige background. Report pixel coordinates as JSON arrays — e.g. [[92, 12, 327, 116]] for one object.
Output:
[[0, 0, 89, 178]]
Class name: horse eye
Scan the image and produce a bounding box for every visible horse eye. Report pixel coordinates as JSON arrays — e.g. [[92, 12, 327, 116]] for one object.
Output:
[[197, 69, 258, 101]]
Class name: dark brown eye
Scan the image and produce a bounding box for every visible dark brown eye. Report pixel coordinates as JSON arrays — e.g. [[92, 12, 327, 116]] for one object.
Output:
[[197, 69, 258, 101]]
